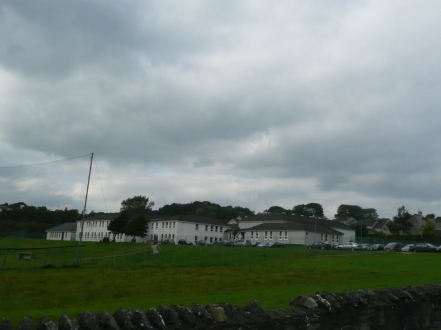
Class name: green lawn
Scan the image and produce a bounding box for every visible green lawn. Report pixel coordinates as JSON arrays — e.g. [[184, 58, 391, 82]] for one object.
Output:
[[1, 237, 440, 324]]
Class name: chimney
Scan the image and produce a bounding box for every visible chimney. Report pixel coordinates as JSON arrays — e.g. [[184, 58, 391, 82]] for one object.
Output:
[[418, 210, 423, 228]]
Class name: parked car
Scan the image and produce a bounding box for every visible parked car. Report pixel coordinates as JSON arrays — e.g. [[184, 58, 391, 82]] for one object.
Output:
[[360, 244, 372, 250], [196, 240, 212, 246], [307, 242, 331, 250], [370, 244, 384, 251], [384, 242, 404, 251], [160, 239, 175, 245], [337, 242, 361, 250], [413, 243, 436, 252], [436, 245, 441, 252], [271, 242, 284, 248], [233, 240, 246, 247], [177, 239, 193, 245], [401, 244, 415, 252], [257, 242, 272, 247], [212, 240, 225, 246]]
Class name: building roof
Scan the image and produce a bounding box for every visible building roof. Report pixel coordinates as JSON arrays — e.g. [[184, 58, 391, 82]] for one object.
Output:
[[158, 213, 229, 226], [244, 222, 344, 235], [46, 222, 77, 232], [242, 213, 353, 231]]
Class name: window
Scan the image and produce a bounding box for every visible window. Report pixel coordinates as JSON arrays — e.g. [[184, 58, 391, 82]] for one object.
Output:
[[210, 237, 213, 242], [195, 224, 199, 231], [156, 223, 158, 229], [215, 226, 218, 232], [210, 226, 213, 232], [172, 234, 175, 239], [251, 231, 254, 239], [161, 234, 164, 240], [173, 222, 175, 228], [166, 222, 168, 228], [162, 222, 164, 228], [265, 231, 268, 240], [205, 225, 208, 231], [195, 236, 198, 242], [205, 237, 208, 241], [279, 231, 282, 239], [285, 231, 288, 240], [220, 227, 223, 232], [269, 231, 273, 240], [256, 232, 259, 239]]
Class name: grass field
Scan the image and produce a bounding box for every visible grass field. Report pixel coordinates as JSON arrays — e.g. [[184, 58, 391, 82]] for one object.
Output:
[[1, 237, 441, 324]]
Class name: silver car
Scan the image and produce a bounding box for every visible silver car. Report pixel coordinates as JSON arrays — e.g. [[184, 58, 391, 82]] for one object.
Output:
[[337, 242, 361, 250]]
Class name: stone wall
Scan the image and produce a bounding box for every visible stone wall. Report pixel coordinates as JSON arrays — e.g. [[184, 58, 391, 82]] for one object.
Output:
[[2, 284, 441, 330]]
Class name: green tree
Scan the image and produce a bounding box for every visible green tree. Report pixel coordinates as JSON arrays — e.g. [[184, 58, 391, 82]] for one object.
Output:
[[334, 205, 378, 220], [108, 196, 154, 240], [387, 206, 412, 234], [350, 222, 368, 238], [426, 213, 436, 220], [107, 212, 130, 241], [124, 215, 149, 238], [293, 203, 324, 218], [421, 220, 436, 238], [265, 206, 291, 214]]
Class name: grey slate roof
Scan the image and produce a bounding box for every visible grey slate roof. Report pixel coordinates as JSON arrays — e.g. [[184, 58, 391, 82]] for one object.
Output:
[[242, 213, 353, 231], [46, 222, 77, 232], [244, 222, 344, 235]]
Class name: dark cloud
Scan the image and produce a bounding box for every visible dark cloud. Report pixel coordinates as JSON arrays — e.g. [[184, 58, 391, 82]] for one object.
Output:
[[1, 1, 441, 218]]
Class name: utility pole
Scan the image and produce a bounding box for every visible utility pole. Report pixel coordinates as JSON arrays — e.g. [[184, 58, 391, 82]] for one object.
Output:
[[77, 153, 94, 265]]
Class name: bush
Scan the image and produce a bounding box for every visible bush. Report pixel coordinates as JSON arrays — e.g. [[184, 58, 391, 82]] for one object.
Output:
[[101, 237, 110, 243]]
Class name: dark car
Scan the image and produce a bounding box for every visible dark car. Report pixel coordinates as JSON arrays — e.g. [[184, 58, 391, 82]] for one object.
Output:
[[177, 239, 193, 245], [308, 242, 331, 250], [370, 244, 384, 251], [384, 242, 404, 251], [271, 242, 284, 248], [160, 239, 175, 245], [196, 240, 212, 246], [413, 243, 436, 252]]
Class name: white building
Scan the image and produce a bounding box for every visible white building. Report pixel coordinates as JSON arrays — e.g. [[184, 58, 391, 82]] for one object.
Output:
[[237, 213, 355, 244], [46, 222, 77, 241], [149, 213, 231, 244], [46, 211, 355, 246]]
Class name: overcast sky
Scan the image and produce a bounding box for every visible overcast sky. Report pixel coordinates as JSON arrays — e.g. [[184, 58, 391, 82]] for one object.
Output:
[[1, 1, 441, 219]]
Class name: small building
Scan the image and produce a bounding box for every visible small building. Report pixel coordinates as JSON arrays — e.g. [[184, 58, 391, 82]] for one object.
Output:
[[46, 222, 77, 241]]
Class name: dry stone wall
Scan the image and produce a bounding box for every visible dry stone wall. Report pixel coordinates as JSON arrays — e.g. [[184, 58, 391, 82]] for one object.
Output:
[[2, 284, 441, 330]]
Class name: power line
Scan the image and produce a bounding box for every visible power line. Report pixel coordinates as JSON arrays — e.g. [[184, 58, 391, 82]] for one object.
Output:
[[0, 153, 92, 169]]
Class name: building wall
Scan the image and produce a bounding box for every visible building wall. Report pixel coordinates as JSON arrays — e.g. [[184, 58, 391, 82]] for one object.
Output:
[[46, 231, 76, 241], [148, 220, 229, 244]]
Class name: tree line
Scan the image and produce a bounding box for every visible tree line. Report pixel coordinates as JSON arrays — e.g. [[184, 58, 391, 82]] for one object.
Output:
[[0, 202, 80, 234]]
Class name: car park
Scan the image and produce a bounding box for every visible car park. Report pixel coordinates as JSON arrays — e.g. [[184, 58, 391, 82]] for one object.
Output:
[[337, 242, 361, 250], [307, 242, 331, 250], [257, 242, 272, 247], [384, 242, 404, 251], [271, 242, 284, 248]]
